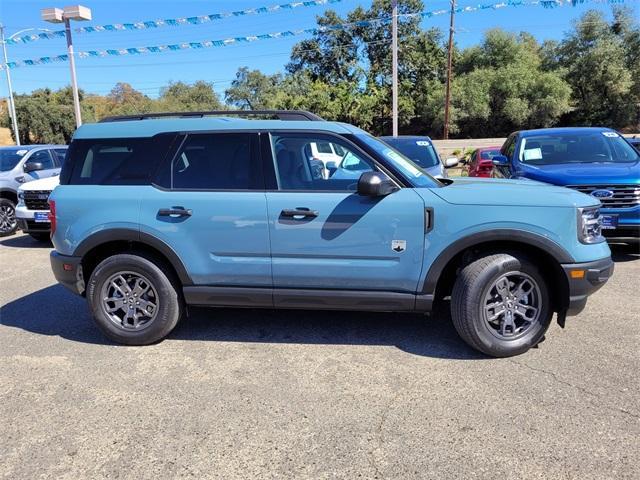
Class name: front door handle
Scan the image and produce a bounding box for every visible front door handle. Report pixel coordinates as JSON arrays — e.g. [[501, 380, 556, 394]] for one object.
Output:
[[281, 207, 318, 218], [158, 207, 192, 218]]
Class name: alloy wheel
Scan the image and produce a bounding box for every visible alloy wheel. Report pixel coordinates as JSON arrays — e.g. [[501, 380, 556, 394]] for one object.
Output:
[[100, 271, 159, 331]]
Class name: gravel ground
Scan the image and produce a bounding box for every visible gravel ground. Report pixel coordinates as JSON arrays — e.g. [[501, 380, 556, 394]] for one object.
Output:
[[1, 233, 638, 479]]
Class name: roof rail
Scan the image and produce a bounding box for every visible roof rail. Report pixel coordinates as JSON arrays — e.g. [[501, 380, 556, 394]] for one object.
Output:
[[99, 110, 324, 123]]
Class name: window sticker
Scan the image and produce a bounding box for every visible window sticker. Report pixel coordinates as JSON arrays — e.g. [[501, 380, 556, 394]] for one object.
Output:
[[602, 132, 619, 138], [523, 148, 543, 161], [416, 140, 431, 147], [16, 149, 28, 156]]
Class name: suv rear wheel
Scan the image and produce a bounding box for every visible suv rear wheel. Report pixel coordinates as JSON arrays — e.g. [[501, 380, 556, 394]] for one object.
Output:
[[87, 253, 184, 345], [0, 198, 17, 237], [451, 253, 553, 357]]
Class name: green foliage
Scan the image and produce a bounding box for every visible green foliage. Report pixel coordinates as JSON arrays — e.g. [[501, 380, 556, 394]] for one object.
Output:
[[2, 5, 638, 145]]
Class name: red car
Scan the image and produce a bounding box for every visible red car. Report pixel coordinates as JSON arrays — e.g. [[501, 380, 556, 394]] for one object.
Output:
[[468, 146, 502, 177]]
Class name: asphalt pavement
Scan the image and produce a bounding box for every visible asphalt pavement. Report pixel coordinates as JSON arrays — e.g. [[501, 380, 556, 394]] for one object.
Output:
[[1, 232, 638, 479]]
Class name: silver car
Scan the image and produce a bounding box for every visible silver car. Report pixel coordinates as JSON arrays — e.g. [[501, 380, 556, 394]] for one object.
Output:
[[0, 145, 67, 237]]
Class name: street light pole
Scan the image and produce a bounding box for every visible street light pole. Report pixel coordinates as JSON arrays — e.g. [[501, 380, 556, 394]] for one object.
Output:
[[63, 17, 82, 127], [443, 0, 456, 140], [0, 24, 20, 145], [391, 0, 398, 137], [42, 5, 91, 129]]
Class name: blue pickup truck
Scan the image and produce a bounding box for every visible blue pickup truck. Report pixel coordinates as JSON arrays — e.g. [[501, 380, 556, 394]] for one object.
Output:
[[49, 111, 613, 357], [492, 127, 640, 242]]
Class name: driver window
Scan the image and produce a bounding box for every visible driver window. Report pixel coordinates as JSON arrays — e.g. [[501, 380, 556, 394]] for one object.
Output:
[[271, 134, 374, 191], [27, 150, 55, 170]]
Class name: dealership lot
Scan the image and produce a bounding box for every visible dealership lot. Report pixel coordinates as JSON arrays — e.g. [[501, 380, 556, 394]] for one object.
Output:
[[1, 233, 638, 479]]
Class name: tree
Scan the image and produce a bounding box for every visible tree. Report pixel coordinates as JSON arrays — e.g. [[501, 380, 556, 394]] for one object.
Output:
[[158, 81, 223, 112], [557, 9, 638, 128]]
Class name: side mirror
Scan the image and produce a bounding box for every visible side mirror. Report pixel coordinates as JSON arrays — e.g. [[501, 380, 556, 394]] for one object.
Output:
[[357, 171, 398, 197], [444, 157, 459, 168], [325, 161, 338, 175], [24, 162, 44, 173], [492, 155, 509, 166]]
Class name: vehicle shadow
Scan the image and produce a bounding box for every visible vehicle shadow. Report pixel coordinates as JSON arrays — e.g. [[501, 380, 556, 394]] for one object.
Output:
[[1, 284, 484, 360], [609, 243, 639, 263], [0, 233, 51, 249]]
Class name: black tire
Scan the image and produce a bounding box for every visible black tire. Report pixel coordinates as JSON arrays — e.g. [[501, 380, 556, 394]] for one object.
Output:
[[29, 232, 51, 242], [0, 198, 17, 237], [451, 253, 553, 357], [87, 253, 184, 345]]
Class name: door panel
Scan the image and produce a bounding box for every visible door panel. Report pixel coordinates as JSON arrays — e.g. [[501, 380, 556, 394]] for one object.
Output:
[[266, 188, 426, 292], [140, 189, 270, 286]]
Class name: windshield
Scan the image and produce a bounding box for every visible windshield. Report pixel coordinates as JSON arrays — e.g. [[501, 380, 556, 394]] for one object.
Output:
[[0, 148, 28, 172], [355, 134, 441, 187], [519, 131, 639, 165], [381, 137, 440, 168], [480, 149, 501, 160]]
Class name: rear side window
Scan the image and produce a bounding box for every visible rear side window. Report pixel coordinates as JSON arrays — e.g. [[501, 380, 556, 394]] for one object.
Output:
[[170, 133, 261, 190], [62, 134, 176, 185], [52, 149, 67, 167]]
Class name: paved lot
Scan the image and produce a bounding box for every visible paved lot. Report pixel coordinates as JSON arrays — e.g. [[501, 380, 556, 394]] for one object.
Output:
[[1, 233, 639, 479]]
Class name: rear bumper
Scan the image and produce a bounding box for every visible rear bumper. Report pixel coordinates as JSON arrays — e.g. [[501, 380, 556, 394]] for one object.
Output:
[[50, 251, 85, 296], [562, 256, 614, 316]]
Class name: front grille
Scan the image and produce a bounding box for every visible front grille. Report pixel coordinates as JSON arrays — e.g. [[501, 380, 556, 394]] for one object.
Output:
[[567, 185, 640, 209], [23, 190, 52, 210]]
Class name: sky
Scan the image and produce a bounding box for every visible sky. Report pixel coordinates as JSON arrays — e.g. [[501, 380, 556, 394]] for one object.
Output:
[[0, 0, 637, 100]]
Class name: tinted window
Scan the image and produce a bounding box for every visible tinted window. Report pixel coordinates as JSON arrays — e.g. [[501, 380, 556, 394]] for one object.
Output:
[[381, 137, 440, 168], [519, 131, 639, 165], [52, 149, 67, 167], [28, 150, 55, 170], [64, 134, 176, 185], [271, 134, 373, 191], [172, 133, 259, 190], [0, 148, 28, 172], [480, 149, 501, 160]]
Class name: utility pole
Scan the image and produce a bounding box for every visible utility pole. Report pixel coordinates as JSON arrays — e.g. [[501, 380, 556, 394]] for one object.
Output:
[[443, 0, 456, 140], [63, 17, 82, 127], [0, 24, 20, 145], [391, 0, 398, 137]]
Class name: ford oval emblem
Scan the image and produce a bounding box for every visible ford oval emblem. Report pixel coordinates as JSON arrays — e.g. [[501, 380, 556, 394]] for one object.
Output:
[[591, 189, 614, 199]]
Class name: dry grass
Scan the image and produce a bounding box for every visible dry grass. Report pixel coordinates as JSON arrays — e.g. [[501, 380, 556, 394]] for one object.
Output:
[[0, 127, 15, 146]]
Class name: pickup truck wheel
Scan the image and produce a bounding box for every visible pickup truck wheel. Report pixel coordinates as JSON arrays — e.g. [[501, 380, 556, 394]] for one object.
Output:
[[87, 253, 183, 345], [0, 198, 17, 237], [451, 253, 553, 357]]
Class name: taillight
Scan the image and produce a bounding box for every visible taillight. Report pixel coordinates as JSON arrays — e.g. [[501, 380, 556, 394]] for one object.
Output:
[[48, 200, 56, 235]]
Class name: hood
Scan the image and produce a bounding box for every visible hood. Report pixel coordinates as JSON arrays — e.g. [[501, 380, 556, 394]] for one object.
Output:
[[517, 161, 640, 186], [18, 175, 60, 192], [428, 177, 599, 208]]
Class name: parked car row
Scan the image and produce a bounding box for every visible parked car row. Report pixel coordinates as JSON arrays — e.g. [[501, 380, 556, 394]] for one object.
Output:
[[0, 145, 67, 238]]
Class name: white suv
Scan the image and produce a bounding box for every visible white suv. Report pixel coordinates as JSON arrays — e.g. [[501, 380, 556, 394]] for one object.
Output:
[[16, 175, 61, 241]]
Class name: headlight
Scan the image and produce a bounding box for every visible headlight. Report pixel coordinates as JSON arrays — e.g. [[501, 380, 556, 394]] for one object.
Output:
[[577, 207, 604, 244], [18, 191, 24, 201]]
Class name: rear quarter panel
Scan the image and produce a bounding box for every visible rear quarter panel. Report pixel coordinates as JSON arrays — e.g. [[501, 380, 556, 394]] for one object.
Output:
[[49, 185, 142, 255]]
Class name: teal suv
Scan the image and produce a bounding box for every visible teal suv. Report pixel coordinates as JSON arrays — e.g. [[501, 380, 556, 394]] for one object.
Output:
[[49, 111, 613, 357]]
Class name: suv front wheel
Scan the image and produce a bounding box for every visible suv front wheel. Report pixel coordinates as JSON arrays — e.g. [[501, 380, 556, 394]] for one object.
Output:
[[87, 253, 184, 345], [451, 253, 553, 357]]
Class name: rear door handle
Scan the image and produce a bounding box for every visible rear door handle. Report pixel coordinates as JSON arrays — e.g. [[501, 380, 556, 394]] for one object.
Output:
[[158, 207, 192, 217], [281, 207, 318, 218]]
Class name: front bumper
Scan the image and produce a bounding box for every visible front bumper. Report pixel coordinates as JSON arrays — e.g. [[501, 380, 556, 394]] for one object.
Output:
[[50, 251, 85, 296], [562, 256, 614, 316], [16, 205, 50, 233]]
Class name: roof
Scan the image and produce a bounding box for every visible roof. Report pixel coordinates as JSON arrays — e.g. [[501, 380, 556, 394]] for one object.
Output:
[[74, 117, 363, 139], [0, 144, 66, 150], [519, 127, 616, 137], [380, 135, 433, 142]]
